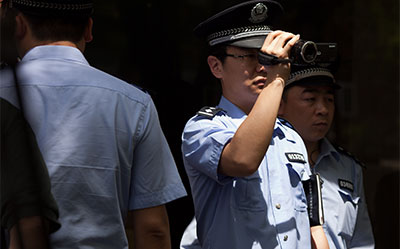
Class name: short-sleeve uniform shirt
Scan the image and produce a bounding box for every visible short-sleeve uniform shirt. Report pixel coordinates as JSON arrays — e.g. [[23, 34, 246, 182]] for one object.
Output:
[[313, 139, 375, 249], [0, 45, 187, 249], [182, 96, 311, 249]]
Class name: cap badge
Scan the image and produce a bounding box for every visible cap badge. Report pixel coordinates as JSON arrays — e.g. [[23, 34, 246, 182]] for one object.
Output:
[[249, 3, 268, 23]]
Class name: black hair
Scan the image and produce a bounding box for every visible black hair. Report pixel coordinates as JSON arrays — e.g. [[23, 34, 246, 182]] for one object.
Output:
[[207, 44, 228, 64], [22, 13, 90, 43]]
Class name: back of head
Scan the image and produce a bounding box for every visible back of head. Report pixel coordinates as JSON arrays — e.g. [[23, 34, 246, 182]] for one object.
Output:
[[9, 0, 94, 42]]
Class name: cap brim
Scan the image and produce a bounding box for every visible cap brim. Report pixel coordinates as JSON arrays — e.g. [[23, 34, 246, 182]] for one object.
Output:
[[228, 35, 267, 49], [287, 76, 341, 90]]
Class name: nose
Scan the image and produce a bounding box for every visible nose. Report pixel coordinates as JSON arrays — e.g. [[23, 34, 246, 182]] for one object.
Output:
[[316, 100, 329, 116], [252, 53, 265, 72], [256, 60, 267, 73], [256, 64, 265, 72]]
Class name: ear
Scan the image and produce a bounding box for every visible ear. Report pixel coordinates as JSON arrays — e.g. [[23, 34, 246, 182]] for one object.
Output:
[[207, 55, 223, 79], [84, 17, 93, 43], [15, 14, 27, 40]]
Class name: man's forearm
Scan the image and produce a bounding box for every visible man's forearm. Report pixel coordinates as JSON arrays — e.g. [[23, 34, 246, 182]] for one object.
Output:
[[311, 226, 330, 249], [129, 205, 171, 249], [9, 216, 50, 249], [133, 230, 171, 249], [219, 79, 285, 177]]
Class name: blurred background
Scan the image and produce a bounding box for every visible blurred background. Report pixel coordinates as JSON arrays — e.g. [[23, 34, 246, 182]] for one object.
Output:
[[3, 0, 399, 248]]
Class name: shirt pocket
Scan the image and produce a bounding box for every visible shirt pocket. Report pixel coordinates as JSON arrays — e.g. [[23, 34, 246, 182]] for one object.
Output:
[[287, 164, 308, 212], [232, 173, 267, 212], [336, 188, 360, 240]]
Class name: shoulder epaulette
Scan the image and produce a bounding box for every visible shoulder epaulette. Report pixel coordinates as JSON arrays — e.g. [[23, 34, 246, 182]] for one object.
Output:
[[334, 145, 366, 169], [278, 117, 297, 131], [197, 106, 224, 118]]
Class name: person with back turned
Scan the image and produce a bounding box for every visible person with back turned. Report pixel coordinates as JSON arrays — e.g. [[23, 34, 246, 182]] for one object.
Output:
[[0, 0, 187, 248]]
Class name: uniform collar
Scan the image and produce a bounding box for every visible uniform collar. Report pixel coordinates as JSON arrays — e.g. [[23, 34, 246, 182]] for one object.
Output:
[[318, 138, 341, 162], [21, 45, 89, 65], [218, 96, 247, 120], [217, 97, 292, 140]]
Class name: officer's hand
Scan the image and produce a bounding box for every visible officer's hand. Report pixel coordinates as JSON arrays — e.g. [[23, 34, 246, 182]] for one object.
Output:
[[260, 31, 300, 85]]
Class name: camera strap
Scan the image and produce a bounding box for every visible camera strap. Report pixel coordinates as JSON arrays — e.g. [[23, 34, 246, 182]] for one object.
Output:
[[258, 51, 292, 65]]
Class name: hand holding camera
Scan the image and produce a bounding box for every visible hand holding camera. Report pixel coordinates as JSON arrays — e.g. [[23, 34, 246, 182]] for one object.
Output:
[[259, 30, 300, 84], [258, 38, 338, 67]]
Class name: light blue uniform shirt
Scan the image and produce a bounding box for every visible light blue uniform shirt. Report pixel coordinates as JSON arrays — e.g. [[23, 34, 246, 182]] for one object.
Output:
[[182, 96, 312, 249], [0, 45, 187, 249], [313, 138, 375, 249]]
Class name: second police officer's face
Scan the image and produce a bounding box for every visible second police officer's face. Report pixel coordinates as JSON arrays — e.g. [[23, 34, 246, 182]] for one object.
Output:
[[217, 45, 268, 113], [279, 84, 335, 145]]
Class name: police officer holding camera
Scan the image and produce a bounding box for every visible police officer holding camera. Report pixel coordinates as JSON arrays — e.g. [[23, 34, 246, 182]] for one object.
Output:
[[181, 1, 329, 248], [181, 65, 375, 249]]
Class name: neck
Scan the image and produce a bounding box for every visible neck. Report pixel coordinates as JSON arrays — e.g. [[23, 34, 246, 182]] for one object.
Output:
[[222, 93, 254, 115], [47, 40, 78, 47], [18, 40, 83, 58], [305, 140, 320, 168]]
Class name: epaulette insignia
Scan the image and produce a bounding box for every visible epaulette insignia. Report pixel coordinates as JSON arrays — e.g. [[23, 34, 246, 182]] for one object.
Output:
[[334, 145, 366, 169], [197, 106, 224, 118], [278, 117, 296, 131]]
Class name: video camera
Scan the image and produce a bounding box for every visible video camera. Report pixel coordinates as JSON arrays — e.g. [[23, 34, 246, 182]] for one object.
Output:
[[258, 40, 338, 67]]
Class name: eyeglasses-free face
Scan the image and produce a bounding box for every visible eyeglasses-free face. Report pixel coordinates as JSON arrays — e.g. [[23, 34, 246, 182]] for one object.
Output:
[[279, 84, 335, 145]]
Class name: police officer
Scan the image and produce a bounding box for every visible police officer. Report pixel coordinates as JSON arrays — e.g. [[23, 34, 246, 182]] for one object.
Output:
[[0, 0, 187, 248], [181, 1, 328, 248], [278, 66, 375, 249]]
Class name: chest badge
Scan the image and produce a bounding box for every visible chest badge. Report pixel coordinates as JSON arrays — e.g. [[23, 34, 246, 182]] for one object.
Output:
[[338, 179, 354, 192], [285, 152, 306, 163]]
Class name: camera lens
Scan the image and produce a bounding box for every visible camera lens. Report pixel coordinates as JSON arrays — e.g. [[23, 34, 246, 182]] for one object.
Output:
[[300, 41, 318, 63], [290, 40, 337, 66], [291, 40, 319, 65]]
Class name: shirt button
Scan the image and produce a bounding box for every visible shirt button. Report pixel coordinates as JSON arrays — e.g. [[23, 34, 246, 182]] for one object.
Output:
[[275, 203, 281, 209], [283, 235, 288, 241]]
